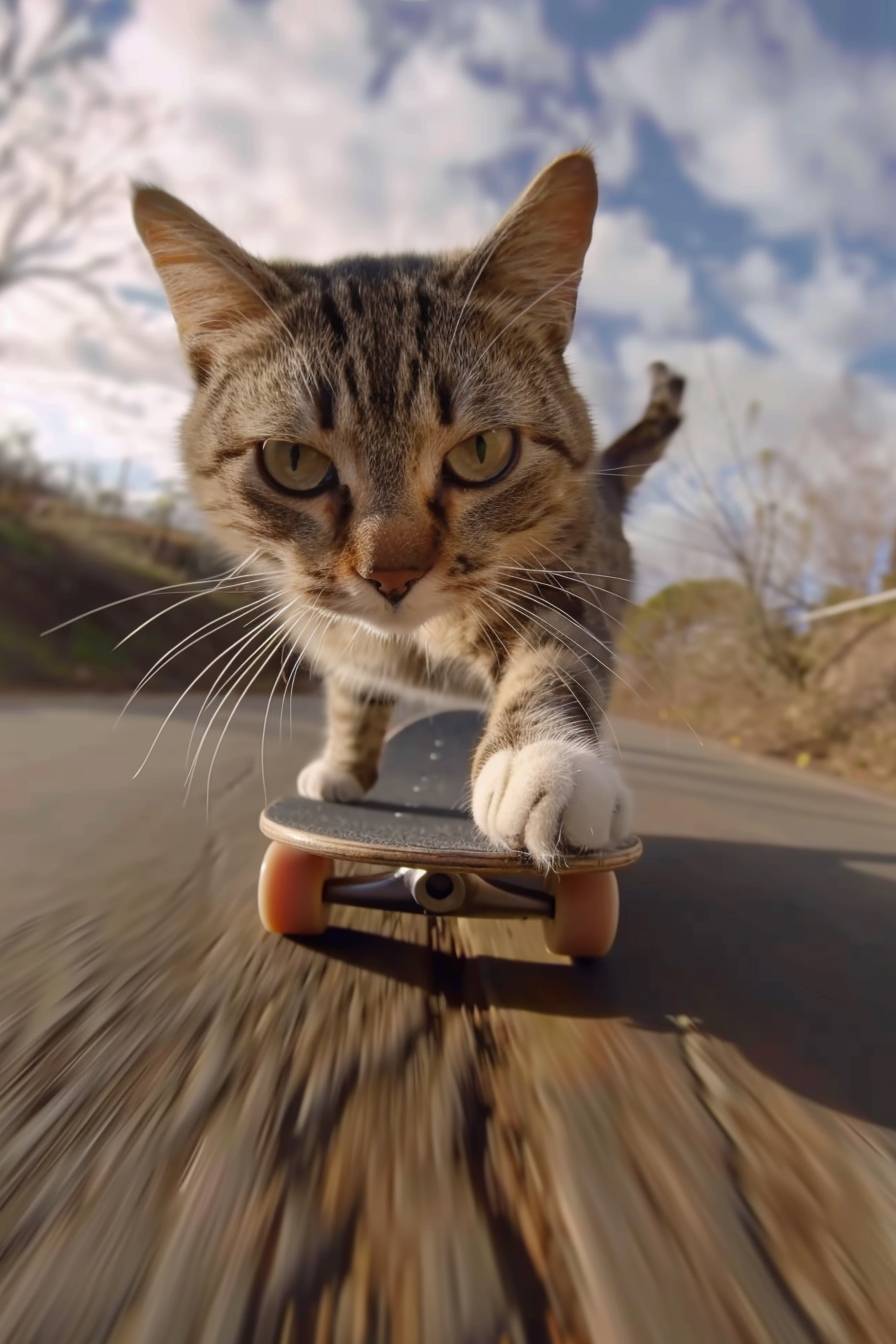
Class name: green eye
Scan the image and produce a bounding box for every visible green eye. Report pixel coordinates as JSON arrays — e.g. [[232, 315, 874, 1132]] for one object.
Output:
[[444, 428, 517, 486], [259, 439, 336, 495]]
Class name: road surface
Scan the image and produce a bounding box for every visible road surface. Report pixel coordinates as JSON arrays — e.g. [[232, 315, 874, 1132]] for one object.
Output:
[[2, 692, 896, 1344]]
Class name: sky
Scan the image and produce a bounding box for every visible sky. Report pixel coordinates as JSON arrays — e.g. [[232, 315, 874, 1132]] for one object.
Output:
[[3, 0, 895, 593]]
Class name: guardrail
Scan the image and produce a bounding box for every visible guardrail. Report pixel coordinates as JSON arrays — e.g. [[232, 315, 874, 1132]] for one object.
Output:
[[804, 589, 896, 624]]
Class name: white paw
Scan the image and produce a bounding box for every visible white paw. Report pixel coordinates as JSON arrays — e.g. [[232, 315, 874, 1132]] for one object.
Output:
[[297, 758, 365, 802], [472, 740, 632, 868]]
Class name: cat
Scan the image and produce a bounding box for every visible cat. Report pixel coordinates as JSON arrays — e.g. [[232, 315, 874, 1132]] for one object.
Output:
[[133, 150, 684, 868]]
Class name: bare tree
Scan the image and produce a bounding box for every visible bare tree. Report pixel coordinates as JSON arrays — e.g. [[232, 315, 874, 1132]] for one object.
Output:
[[653, 370, 896, 681], [0, 0, 151, 312]]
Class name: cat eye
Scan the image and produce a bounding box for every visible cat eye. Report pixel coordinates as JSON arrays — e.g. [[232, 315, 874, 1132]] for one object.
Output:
[[444, 427, 517, 486], [258, 439, 337, 496]]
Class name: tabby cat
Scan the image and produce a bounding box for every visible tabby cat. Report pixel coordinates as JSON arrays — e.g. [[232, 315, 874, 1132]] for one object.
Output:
[[133, 151, 684, 867]]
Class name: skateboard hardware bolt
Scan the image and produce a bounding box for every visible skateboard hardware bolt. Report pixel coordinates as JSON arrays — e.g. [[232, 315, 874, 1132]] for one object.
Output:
[[425, 874, 454, 900], [406, 868, 467, 914]]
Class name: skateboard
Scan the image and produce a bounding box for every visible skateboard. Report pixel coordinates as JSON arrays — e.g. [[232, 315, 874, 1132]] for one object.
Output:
[[257, 711, 640, 959]]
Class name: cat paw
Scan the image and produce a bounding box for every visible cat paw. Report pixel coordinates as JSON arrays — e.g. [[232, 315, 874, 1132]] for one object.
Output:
[[472, 740, 632, 869], [297, 759, 365, 802]]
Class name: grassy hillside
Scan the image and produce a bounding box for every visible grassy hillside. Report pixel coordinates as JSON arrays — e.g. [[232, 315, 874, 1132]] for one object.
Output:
[[0, 508, 291, 693]]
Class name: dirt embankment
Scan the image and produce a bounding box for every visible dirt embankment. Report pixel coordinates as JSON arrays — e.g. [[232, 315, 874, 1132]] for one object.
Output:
[[0, 508, 288, 693], [614, 579, 896, 797]]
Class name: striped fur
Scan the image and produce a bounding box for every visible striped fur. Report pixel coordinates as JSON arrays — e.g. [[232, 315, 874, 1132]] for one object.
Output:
[[134, 152, 685, 866]]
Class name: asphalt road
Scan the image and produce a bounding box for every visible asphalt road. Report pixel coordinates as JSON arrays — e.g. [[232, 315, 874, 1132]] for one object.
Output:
[[2, 691, 896, 1344]]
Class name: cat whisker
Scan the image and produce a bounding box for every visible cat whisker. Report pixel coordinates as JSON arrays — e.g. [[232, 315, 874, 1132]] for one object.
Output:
[[497, 556, 623, 645], [495, 619, 603, 749], [287, 652, 302, 740], [498, 575, 662, 691], [494, 579, 704, 748], [508, 565, 702, 717], [495, 564, 637, 612], [478, 592, 602, 742], [277, 583, 326, 741], [132, 598, 295, 779], [277, 641, 291, 742], [196, 598, 331, 806], [185, 597, 297, 770], [270, 600, 334, 767], [623, 524, 731, 564], [521, 540, 641, 602], [499, 563, 637, 651], [41, 550, 270, 636], [263, 603, 339, 794], [283, 630, 312, 742], [185, 599, 302, 802], [494, 580, 616, 656], [281, 649, 300, 742], [489, 581, 640, 706], [484, 590, 599, 698], [498, 562, 636, 595], [494, 579, 650, 713], [202, 608, 309, 814], [500, 542, 631, 717], [447, 286, 518, 375], [261, 637, 295, 804], [505, 564, 635, 583], [114, 577, 276, 651], [261, 607, 327, 805], [477, 609, 508, 677], [120, 591, 279, 721], [534, 543, 706, 747], [494, 580, 631, 678]]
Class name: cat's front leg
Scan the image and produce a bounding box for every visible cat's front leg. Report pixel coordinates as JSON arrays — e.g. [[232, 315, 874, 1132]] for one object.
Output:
[[298, 678, 393, 802], [471, 646, 631, 868]]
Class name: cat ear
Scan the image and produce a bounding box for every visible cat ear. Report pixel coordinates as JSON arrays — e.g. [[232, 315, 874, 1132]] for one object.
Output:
[[132, 185, 290, 381], [465, 150, 598, 348]]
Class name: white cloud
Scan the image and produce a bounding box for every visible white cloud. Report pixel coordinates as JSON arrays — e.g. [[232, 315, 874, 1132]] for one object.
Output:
[[4, 0, 701, 484], [719, 246, 896, 372], [589, 0, 896, 240], [108, 0, 560, 259], [5, 0, 895, 605], [580, 209, 697, 334], [4, 0, 584, 477], [443, 1, 574, 86], [1, 365, 190, 478]]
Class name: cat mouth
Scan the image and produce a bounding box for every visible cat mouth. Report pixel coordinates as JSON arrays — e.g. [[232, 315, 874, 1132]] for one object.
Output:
[[347, 602, 434, 635], [327, 581, 451, 635]]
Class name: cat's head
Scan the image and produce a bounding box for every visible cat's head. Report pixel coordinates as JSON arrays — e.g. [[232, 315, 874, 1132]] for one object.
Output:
[[133, 152, 604, 635]]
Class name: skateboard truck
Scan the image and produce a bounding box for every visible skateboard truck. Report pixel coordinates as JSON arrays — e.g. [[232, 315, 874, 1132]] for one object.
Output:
[[258, 840, 629, 957], [258, 709, 639, 957], [322, 868, 554, 919]]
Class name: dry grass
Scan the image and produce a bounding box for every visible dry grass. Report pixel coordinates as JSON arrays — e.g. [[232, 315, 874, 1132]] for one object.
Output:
[[614, 579, 896, 796]]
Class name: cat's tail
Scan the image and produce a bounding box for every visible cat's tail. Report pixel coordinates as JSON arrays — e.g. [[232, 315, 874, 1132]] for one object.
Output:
[[599, 362, 685, 511]]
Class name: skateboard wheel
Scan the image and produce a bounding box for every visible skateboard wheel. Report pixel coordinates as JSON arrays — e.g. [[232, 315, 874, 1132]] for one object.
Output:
[[543, 870, 619, 959], [258, 842, 332, 935]]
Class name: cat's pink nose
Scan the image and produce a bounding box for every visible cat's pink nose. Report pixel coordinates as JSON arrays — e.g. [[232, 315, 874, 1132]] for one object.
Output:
[[362, 566, 430, 605]]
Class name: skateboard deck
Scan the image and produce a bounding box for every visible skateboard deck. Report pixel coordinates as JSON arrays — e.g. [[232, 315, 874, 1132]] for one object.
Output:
[[260, 710, 641, 872], [258, 711, 639, 959]]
